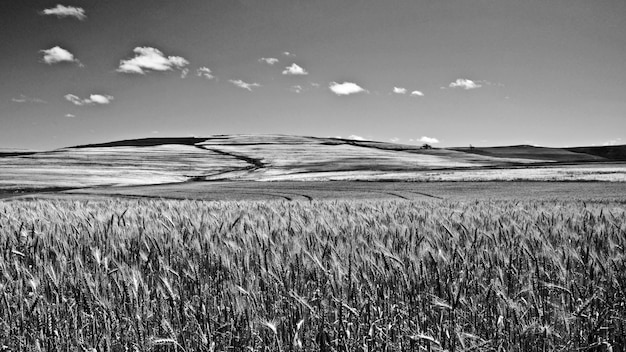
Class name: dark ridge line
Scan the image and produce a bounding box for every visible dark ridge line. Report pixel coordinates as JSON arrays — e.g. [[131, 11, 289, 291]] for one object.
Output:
[[196, 145, 266, 170], [0, 151, 39, 158], [405, 190, 445, 200], [69, 137, 208, 149], [382, 192, 411, 200]]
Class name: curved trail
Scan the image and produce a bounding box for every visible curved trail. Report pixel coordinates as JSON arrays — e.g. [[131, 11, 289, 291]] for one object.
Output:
[[196, 145, 266, 170], [405, 190, 444, 200]]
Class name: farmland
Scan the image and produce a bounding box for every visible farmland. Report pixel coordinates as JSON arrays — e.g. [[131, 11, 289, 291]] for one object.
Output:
[[1, 198, 625, 351], [1, 135, 626, 351], [2, 136, 626, 193]]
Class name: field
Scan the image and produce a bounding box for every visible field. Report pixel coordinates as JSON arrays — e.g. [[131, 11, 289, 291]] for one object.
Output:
[[1, 197, 625, 351], [2, 136, 626, 192], [2, 136, 626, 350]]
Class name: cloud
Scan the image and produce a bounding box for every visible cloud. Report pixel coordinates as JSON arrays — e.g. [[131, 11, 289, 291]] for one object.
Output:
[[603, 138, 623, 146], [329, 82, 367, 96], [229, 79, 261, 91], [290, 85, 303, 93], [393, 87, 407, 94], [410, 90, 424, 97], [117, 47, 189, 74], [196, 67, 214, 79], [11, 95, 46, 104], [40, 46, 81, 65], [65, 93, 114, 106], [259, 57, 279, 65], [40, 5, 86, 20], [390, 137, 400, 143], [419, 136, 440, 144], [449, 78, 482, 90], [348, 135, 366, 141], [180, 68, 189, 79], [282, 63, 308, 75], [65, 113, 76, 118], [283, 51, 295, 57]]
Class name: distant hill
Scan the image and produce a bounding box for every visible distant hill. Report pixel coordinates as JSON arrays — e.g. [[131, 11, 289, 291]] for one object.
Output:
[[1, 135, 625, 191], [565, 145, 626, 161], [451, 145, 607, 162]]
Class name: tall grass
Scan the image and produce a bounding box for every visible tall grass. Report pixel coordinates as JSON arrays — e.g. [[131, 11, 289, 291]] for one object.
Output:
[[0, 199, 624, 351]]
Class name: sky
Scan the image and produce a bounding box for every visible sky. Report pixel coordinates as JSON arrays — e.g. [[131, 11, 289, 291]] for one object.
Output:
[[1, 0, 625, 149]]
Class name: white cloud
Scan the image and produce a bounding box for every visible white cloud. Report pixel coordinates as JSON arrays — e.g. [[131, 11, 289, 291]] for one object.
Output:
[[390, 137, 400, 143], [410, 90, 424, 97], [449, 78, 482, 90], [40, 46, 80, 65], [65, 113, 76, 118], [117, 47, 189, 74], [290, 85, 303, 93], [310, 82, 320, 88], [196, 67, 214, 79], [329, 82, 367, 96], [229, 79, 261, 91], [603, 138, 623, 146], [88, 94, 113, 104], [283, 51, 295, 57], [419, 136, 440, 144], [40, 5, 86, 20], [348, 135, 365, 141], [259, 57, 279, 65], [65, 93, 114, 106], [282, 63, 308, 75], [180, 68, 189, 79], [393, 87, 407, 94], [11, 95, 46, 104]]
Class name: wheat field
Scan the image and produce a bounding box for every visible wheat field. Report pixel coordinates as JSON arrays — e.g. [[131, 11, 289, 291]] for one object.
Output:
[[1, 198, 624, 351]]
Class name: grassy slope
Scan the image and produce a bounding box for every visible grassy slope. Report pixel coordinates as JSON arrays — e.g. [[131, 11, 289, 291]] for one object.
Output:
[[450, 145, 607, 162], [565, 145, 626, 161], [1, 135, 625, 191]]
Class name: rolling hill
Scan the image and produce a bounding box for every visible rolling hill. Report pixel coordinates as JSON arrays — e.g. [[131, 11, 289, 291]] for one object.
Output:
[[1, 135, 625, 192]]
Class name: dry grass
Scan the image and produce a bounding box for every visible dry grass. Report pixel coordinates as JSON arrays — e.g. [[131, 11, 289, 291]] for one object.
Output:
[[0, 198, 625, 351]]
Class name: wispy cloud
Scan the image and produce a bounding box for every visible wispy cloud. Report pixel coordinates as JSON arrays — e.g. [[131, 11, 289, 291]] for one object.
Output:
[[419, 136, 439, 144], [603, 138, 623, 146], [40, 46, 81, 65], [449, 78, 482, 90], [283, 51, 295, 57], [348, 135, 365, 141], [196, 67, 215, 80], [410, 90, 424, 97], [229, 79, 261, 91], [393, 87, 407, 94], [390, 137, 400, 143], [65, 113, 76, 118], [290, 85, 304, 93], [65, 94, 114, 106], [282, 63, 308, 75], [117, 47, 189, 74], [329, 82, 367, 96], [40, 5, 86, 20], [11, 94, 46, 104], [259, 57, 279, 65]]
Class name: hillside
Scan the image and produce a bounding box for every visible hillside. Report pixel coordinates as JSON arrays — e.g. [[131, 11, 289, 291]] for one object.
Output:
[[565, 145, 626, 161], [1, 135, 625, 192], [450, 145, 607, 162]]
